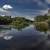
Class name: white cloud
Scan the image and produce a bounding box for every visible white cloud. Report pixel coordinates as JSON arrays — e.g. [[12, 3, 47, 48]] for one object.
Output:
[[46, 0, 50, 4], [0, 3, 48, 17], [3, 36, 13, 40], [0, 4, 13, 12], [26, 17, 35, 21], [0, 4, 13, 16], [2, 4, 13, 10], [0, 30, 13, 40], [0, 8, 11, 16], [0, 8, 7, 12], [39, 9, 48, 15], [1, 15, 5, 17]]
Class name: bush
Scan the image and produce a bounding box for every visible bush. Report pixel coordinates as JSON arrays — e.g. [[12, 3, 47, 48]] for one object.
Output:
[[35, 22, 48, 32], [47, 20, 50, 29]]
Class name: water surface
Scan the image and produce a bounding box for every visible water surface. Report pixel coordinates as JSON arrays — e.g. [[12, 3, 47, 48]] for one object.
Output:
[[0, 25, 48, 50]]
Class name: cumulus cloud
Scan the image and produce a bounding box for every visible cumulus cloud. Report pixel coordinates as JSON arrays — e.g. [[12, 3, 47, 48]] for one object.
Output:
[[0, 4, 13, 16], [0, 4, 13, 12], [2, 4, 13, 10], [0, 3, 47, 17], [0, 8, 7, 12]]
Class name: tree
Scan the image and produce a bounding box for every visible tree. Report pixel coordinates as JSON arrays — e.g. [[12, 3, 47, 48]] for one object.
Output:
[[35, 15, 48, 22]]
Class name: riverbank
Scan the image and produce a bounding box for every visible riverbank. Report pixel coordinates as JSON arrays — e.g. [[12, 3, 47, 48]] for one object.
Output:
[[0, 16, 33, 29]]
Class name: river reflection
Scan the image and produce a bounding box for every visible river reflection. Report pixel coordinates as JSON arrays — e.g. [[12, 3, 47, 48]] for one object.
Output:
[[0, 25, 49, 50]]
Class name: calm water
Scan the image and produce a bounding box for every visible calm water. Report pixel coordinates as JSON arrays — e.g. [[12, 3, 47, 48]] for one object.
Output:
[[0, 25, 49, 50]]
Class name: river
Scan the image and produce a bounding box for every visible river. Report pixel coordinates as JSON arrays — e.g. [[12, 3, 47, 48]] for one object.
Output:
[[0, 25, 50, 50]]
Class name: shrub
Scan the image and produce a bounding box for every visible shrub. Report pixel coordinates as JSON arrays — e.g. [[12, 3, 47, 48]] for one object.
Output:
[[35, 22, 48, 32]]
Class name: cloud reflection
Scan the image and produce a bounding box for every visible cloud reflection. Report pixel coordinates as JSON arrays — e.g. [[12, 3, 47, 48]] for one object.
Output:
[[0, 31, 13, 40], [3, 36, 13, 40]]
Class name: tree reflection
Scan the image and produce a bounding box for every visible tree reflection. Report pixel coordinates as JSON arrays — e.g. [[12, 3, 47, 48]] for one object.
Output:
[[34, 22, 49, 41], [0, 26, 11, 32], [13, 24, 29, 31], [35, 22, 48, 33]]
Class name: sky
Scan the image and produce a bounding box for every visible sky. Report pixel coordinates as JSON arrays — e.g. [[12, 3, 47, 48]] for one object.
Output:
[[0, 0, 48, 19], [48, 0, 50, 8]]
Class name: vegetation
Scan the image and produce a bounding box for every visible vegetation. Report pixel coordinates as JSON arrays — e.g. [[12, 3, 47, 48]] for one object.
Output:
[[35, 22, 48, 32], [1, 15, 50, 31], [11, 17, 33, 30], [35, 15, 48, 22], [34, 15, 50, 32], [0, 16, 33, 29], [0, 16, 12, 25]]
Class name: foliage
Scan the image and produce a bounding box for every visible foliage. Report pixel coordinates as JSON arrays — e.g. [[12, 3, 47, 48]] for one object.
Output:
[[0, 16, 12, 25], [35, 15, 48, 22], [34, 15, 50, 32], [0, 16, 33, 29], [11, 17, 33, 30], [0, 16, 33, 25], [35, 22, 48, 32]]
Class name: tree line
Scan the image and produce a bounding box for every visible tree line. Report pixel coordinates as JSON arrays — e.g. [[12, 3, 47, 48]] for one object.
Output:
[[0, 16, 33, 25]]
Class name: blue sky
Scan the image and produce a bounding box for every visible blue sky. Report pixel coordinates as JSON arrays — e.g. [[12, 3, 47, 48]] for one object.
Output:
[[0, 0, 48, 19]]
